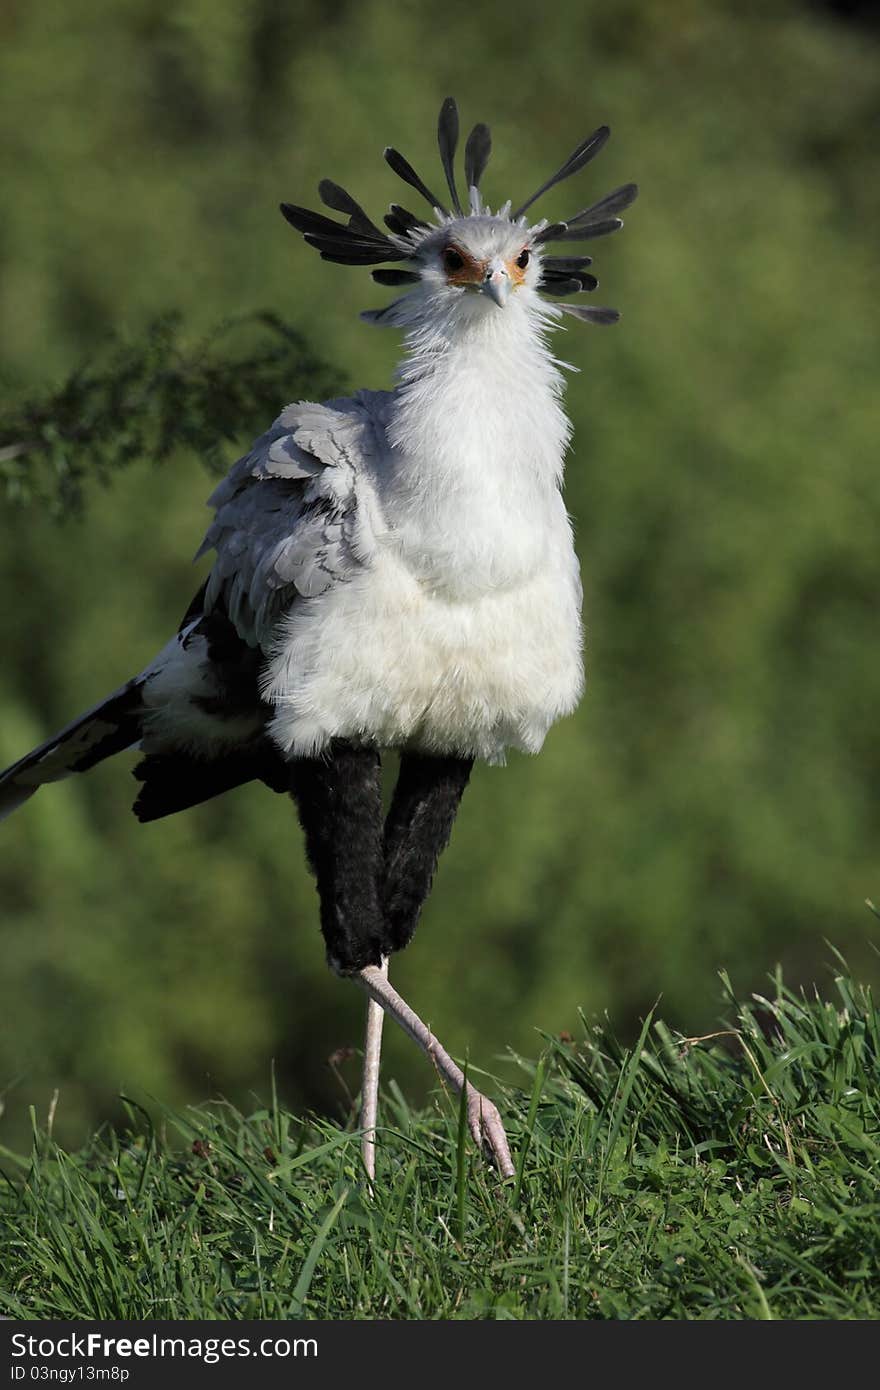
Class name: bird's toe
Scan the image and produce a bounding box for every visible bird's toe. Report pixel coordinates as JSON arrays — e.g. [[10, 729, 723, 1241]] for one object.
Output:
[[466, 1089, 516, 1179]]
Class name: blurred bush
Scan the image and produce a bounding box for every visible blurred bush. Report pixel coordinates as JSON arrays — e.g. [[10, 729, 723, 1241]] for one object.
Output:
[[1, 0, 878, 1149]]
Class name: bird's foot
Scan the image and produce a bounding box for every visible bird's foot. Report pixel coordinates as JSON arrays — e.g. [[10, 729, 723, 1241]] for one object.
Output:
[[466, 1086, 515, 1179], [356, 964, 515, 1182]]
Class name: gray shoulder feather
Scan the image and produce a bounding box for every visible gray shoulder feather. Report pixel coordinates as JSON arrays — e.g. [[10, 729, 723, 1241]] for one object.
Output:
[[197, 394, 387, 648]]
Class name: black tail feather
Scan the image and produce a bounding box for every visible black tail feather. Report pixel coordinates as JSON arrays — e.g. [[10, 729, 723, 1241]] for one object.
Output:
[[132, 747, 288, 823], [0, 681, 144, 822]]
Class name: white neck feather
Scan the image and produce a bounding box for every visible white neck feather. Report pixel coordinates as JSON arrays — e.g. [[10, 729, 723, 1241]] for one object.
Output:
[[371, 287, 574, 597], [387, 286, 571, 484]]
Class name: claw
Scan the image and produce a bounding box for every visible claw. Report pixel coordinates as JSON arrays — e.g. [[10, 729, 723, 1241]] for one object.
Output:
[[467, 1090, 515, 1178], [357, 964, 514, 1182]]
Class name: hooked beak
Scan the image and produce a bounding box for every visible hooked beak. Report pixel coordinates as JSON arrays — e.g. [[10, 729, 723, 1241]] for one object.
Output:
[[481, 259, 511, 308]]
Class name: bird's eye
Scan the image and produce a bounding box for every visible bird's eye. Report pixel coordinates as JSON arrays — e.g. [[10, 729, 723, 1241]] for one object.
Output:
[[444, 247, 465, 272], [516, 248, 531, 270]]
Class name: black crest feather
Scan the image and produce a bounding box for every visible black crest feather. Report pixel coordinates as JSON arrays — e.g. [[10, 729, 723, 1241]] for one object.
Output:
[[318, 179, 391, 243], [437, 97, 462, 215], [384, 204, 430, 237], [538, 183, 640, 245], [464, 123, 492, 190], [531, 222, 570, 246], [280, 203, 350, 238], [384, 146, 448, 215], [547, 217, 624, 243], [280, 177, 408, 265], [280, 100, 636, 325], [512, 125, 610, 219], [542, 255, 593, 272], [371, 268, 422, 286], [540, 270, 599, 295], [567, 182, 639, 223], [559, 304, 621, 325]]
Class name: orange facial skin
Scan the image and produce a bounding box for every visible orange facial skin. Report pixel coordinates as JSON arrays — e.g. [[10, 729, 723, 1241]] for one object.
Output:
[[443, 244, 531, 289], [507, 252, 530, 288]]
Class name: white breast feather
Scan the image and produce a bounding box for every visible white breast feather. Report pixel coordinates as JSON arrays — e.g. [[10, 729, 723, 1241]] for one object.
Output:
[[251, 287, 584, 763]]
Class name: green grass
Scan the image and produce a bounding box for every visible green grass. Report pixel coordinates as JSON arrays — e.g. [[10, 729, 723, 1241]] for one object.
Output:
[[2, 966, 879, 1320]]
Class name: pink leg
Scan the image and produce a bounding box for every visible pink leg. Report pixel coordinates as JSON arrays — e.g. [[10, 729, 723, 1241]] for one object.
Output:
[[356, 963, 515, 1179], [360, 956, 387, 1191]]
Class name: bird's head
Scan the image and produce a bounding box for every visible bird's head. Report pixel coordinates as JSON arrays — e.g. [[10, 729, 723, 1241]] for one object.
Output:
[[401, 216, 540, 313], [280, 98, 637, 333]]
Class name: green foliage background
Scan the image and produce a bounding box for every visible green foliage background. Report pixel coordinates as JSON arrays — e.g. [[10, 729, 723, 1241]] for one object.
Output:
[[1, 0, 878, 1150]]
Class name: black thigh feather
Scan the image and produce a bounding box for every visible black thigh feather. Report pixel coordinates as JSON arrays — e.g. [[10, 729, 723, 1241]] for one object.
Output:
[[288, 742, 386, 974], [382, 752, 473, 953]]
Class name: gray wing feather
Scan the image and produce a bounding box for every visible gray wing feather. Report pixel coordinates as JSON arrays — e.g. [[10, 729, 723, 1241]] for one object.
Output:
[[198, 394, 385, 648]]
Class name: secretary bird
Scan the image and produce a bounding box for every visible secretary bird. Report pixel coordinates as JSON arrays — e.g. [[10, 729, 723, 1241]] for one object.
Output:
[[0, 99, 637, 1181]]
